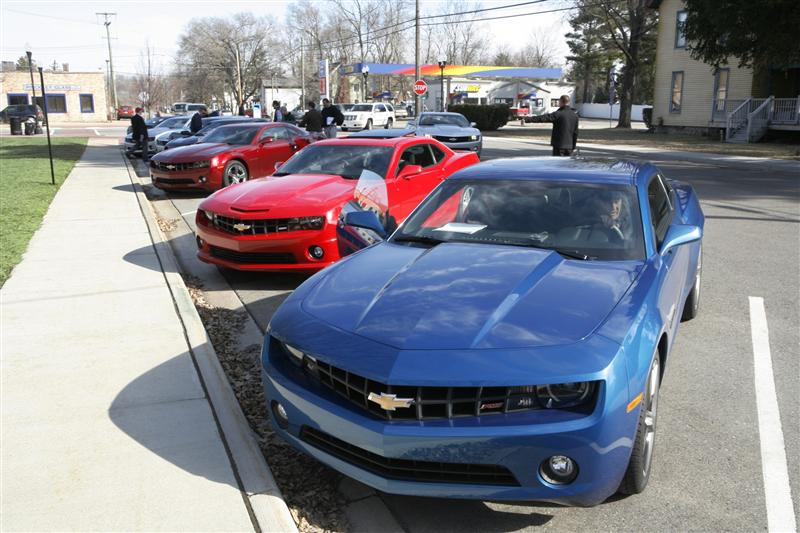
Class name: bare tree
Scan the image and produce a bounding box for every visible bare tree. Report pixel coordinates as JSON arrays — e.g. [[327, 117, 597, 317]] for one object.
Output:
[[135, 41, 167, 113], [425, 0, 491, 65], [513, 29, 561, 68], [177, 13, 281, 113]]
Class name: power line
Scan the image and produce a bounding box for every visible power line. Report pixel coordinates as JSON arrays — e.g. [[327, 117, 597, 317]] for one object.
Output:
[[3, 7, 98, 25]]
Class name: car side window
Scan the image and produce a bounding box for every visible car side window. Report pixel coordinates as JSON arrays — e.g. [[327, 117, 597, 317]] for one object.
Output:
[[398, 144, 436, 171], [647, 175, 674, 249], [430, 144, 447, 163], [262, 127, 285, 141], [376, 104, 386, 112]]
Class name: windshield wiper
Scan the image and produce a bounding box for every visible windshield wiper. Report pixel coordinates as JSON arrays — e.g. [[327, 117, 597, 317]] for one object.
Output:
[[393, 234, 445, 246]]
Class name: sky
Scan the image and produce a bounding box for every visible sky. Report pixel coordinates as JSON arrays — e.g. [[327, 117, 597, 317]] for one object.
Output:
[[0, 0, 572, 76]]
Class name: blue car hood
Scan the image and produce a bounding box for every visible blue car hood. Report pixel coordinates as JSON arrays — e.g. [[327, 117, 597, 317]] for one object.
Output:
[[301, 243, 641, 350]]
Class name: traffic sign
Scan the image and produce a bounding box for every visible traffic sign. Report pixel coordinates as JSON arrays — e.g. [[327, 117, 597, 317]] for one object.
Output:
[[413, 80, 428, 96]]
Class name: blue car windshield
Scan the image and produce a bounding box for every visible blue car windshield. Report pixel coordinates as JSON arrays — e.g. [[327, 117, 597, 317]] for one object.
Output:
[[418, 114, 469, 127], [274, 145, 394, 179], [393, 179, 645, 261]]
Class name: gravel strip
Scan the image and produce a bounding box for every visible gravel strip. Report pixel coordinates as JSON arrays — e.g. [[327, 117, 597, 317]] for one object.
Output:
[[182, 275, 349, 533]]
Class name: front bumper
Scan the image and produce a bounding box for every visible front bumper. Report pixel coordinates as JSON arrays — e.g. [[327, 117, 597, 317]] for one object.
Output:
[[150, 167, 220, 191], [262, 337, 637, 506], [195, 222, 340, 273], [442, 139, 482, 155]]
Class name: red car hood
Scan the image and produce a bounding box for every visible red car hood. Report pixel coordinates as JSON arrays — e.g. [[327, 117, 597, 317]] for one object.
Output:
[[152, 143, 234, 163], [200, 174, 357, 216]]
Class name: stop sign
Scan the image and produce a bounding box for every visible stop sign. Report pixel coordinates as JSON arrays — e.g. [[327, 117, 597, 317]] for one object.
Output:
[[413, 79, 428, 96]]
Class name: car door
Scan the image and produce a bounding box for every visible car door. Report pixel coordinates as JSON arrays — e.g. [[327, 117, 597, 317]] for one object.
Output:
[[374, 104, 387, 126], [389, 142, 445, 221], [648, 173, 687, 339], [254, 126, 295, 177]]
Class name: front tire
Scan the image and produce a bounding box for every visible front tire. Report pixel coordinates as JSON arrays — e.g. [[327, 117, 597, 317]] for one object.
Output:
[[681, 245, 702, 321], [385, 118, 393, 129], [364, 119, 373, 130], [619, 353, 660, 495], [222, 160, 248, 187]]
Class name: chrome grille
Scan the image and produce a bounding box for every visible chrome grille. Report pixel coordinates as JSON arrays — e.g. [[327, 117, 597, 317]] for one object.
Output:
[[433, 135, 473, 143], [212, 214, 318, 236], [150, 160, 207, 171]]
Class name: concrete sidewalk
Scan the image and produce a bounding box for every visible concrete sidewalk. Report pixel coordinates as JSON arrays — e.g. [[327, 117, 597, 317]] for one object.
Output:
[[1, 139, 294, 531]]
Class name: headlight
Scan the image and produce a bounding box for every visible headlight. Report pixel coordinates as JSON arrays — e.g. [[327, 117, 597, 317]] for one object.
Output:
[[192, 160, 210, 169], [287, 216, 325, 231], [282, 342, 318, 374], [202, 209, 214, 222], [470, 135, 479, 141], [535, 382, 594, 409], [211, 156, 220, 168]]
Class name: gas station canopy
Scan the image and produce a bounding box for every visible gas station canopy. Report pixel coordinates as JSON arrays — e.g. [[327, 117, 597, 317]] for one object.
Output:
[[339, 62, 562, 79]]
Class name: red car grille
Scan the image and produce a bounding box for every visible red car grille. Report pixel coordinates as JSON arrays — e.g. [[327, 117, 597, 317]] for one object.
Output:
[[154, 177, 194, 185], [150, 160, 206, 172], [212, 214, 310, 236], [301, 426, 520, 486]]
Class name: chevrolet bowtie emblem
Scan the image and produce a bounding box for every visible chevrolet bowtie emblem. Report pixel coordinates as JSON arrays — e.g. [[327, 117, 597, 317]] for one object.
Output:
[[165, 164, 176, 170], [367, 392, 415, 411], [233, 223, 252, 232]]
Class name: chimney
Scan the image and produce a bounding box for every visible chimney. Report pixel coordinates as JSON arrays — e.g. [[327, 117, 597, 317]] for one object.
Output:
[[62, 63, 69, 72]]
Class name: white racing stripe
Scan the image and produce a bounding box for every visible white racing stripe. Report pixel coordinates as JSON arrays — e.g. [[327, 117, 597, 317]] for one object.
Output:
[[749, 296, 797, 533]]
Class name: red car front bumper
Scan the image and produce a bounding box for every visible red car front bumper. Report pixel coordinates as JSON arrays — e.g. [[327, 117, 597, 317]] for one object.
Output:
[[150, 166, 223, 192], [195, 219, 340, 273]]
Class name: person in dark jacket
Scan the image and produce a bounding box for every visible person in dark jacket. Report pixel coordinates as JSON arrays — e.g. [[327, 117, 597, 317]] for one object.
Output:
[[299, 101, 323, 134], [320, 98, 344, 138], [189, 106, 207, 134], [130, 107, 149, 161], [527, 95, 579, 156]]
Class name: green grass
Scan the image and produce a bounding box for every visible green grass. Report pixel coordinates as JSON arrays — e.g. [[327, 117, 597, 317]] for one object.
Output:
[[0, 137, 88, 285]]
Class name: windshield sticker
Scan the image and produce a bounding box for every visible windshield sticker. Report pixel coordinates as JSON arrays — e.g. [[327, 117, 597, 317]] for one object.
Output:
[[433, 222, 486, 234]]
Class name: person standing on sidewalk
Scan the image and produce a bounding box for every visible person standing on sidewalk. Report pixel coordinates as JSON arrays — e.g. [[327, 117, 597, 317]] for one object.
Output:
[[299, 101, 323, 136], [131, 107, 149, 161], [272, 100, 283, 122], [526, 95, 579, 156], [320, 98, 344, 138]]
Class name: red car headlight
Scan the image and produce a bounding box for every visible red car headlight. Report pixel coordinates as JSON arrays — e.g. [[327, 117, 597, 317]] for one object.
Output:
[[288, 216, 325, 231]]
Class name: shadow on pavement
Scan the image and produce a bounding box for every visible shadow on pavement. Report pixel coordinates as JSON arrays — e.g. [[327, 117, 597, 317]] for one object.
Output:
[[108, 351, 241, 489], [379, 495, 554, 531]]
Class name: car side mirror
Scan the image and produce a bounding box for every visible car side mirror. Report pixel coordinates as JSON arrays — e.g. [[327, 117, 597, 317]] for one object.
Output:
[[180, 130, 192, 136], [660, 224, 701, 255], [470, 122, 477, 127], [259, 136, 274, 145], [398, 164, 423, 179], [344, 210, 386, 239]]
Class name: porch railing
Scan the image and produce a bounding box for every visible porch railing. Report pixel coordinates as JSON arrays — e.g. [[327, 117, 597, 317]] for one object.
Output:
[[746, 97, 773, 142], [771, 97, 800, 124]]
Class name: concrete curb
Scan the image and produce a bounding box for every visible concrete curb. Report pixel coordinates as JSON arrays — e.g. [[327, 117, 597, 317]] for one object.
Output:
[[484, 135, 800, 172], [121, 152, 298, 533]]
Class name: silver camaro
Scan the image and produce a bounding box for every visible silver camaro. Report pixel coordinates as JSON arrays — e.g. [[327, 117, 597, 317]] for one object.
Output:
[[407, 112, 482, 157]]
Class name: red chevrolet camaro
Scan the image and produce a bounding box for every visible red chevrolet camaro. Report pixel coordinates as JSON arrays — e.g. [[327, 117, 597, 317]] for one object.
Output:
[[150, 123, 312, 191], [194, 137, 480, 272]]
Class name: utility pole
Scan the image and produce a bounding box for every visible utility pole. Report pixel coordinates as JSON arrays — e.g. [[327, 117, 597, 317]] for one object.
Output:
[[414, 0, 421, 117], [300, 38, 305, 110], [97, 12, 118, 115], [235, 46, 244, 115]]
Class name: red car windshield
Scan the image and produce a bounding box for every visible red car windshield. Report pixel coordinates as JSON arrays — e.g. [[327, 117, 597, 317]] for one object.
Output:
[[204, 126, 260, 145], [274, 144, 394, 179]]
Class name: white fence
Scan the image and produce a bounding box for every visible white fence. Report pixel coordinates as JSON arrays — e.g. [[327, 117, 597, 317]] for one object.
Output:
[[577, 103, 651, 122]]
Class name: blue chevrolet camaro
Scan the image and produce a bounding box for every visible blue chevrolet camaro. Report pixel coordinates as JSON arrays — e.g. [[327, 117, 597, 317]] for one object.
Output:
[[262, 157, 704, 506]]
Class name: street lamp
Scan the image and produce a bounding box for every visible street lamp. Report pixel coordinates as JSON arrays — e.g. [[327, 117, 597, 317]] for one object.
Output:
[[361, 64, 370, 102], [26, 51, 43, 134], [437, 55, 447, 112]]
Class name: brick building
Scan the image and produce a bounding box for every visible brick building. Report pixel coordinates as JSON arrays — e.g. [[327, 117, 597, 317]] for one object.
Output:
[[1, 70, 109, 122]]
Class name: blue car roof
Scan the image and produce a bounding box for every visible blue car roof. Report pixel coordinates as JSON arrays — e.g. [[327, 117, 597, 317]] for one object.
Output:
[[449, 157, 656, 186]]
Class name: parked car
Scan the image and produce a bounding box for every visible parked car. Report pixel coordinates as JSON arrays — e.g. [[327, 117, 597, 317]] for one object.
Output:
[[261, 157, 704, 506], [172, 102, 206, 114], [124, 115, 192, 156], [117, 106, 135, 119], [408, 112, 482, 157], [164, 117, 270, 150], [341, 103, 396, 131], [0, 104, 43, 124], [153, 116, 224, 153], [150, 122, 312, 191], [194, 136, 479, 273]]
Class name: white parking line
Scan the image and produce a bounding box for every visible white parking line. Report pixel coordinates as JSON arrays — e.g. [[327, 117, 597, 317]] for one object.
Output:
[[93, 129, 101, 136], [748, 296, 797, 533], [181, 210, 196, 217]]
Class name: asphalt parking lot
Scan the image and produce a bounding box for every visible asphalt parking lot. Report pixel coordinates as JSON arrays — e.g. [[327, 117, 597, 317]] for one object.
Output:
[[135, 135, 799, 531]]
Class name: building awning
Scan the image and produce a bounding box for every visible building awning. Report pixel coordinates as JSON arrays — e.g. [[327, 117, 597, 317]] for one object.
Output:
[[339, 63, 562, 79]]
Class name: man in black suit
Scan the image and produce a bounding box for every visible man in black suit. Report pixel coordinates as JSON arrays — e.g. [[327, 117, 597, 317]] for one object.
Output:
[[130, 107, 149, 161], [299, 101, 323, 134], [526, 95, 579, 156], [190, 106, 208, 134]]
